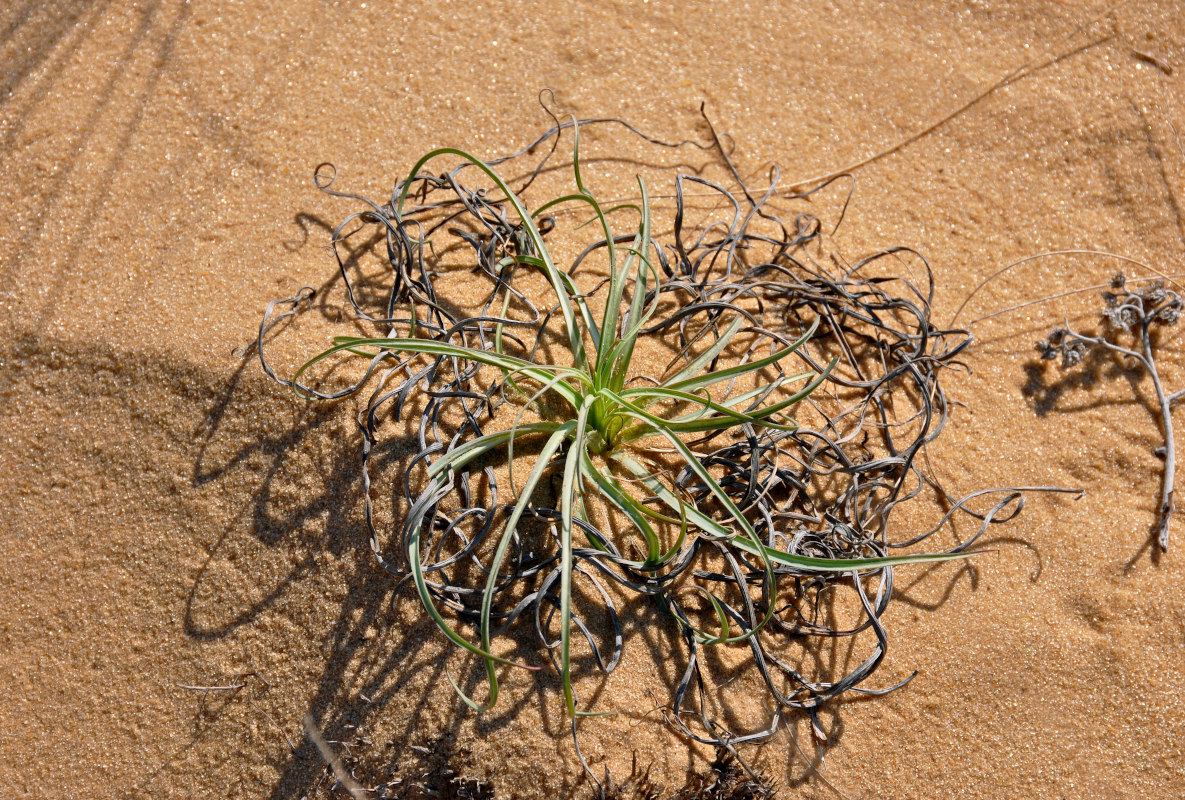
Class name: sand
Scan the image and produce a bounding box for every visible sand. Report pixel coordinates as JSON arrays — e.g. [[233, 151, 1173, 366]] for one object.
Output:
[[2, 0, 1184, 797]]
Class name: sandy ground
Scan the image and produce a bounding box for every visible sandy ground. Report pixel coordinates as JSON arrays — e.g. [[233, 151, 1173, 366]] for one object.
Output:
[[2, 1, 1185, 797]]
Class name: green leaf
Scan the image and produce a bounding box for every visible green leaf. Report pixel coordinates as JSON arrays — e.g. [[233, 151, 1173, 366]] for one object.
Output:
[[299, 336, 587, 410], [606, 386, 798, 435], [610, 178, 654, 393], [612, 453, 974, 573], [559, 396, 594, 716], [425, 423, 564, 481], [479, 425, 573, 710], [664, 317, 820, 395], [580, 452, 663, 566], [659, 315, 745, 391], [403, 474, 539, 713], [395, 147, 589, 367]]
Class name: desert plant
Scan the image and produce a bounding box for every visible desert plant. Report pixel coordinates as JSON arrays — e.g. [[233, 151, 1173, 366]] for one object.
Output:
[[1036, 272, 1182, 550], [289, 126, 974, 720]]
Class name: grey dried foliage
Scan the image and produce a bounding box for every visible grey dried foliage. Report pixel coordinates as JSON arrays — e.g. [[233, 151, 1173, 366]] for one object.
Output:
[[1036, 273, 1183, 550]]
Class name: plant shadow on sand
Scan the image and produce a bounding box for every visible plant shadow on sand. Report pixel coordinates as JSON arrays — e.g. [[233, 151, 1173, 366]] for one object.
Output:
[[184, 338, 797, 799], [1022, 342, 1148, 419]]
